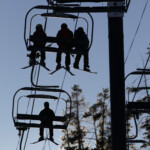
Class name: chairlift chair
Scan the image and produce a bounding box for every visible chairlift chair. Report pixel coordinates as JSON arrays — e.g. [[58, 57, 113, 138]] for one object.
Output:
[[24, 5, 93, 57], [12, 87, 72, 131]]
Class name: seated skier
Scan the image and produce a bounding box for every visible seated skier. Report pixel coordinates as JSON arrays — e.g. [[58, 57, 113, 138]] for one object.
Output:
[[73, 27, 90, 71], [39, 102, 55, 141], [29, 24, 47, 67], [56, 23, 73, 70]]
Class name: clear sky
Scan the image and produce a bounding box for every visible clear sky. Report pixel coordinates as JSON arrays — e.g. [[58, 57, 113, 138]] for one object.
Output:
[[0, 0, 150, 150]]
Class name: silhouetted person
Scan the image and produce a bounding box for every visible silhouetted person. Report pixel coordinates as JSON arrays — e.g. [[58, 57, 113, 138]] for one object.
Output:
[[56, 23, 73, 70], [39, 102, 55, 141], [29, 24, 47, 67], [73, 27, 90, 71]]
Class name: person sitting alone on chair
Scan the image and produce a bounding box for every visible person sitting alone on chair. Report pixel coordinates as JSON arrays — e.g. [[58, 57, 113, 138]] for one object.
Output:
[[39, 102, 55, 141], [73, 27, 90, 71], [56, 23, 73, 70], [29, 24, 47, 67]]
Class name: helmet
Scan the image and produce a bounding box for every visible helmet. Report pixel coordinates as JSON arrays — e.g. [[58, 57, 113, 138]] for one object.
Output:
[[61, 23, 67, 29], [77, 27, 84, 32], [36, 24, 42, 29]]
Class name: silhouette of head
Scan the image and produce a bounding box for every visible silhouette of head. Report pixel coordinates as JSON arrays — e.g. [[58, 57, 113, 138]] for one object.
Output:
[[77, 27, 84, 32], [44, 102, 49, 109], [36, 24, 43, 30], [61, 23, 67, 29]]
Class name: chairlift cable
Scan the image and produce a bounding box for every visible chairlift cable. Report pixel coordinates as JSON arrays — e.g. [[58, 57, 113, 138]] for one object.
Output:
[[42, 130, 51, 150], [142, 57, 149, 98], [46, 130, 51, 150], [42, 130, 48, 150], [42, 140, 46, 150], [131, 54, 150, 102], [16, 137, 21, 150], [74, 2, 81, 33], [47, 140, 51, 150], [30, 64, 41, 119], [25, 65, 38, 114], [23, 65, 39, 150], [129, 56, 150, 139], [44, 1, 50, 32], [33, 64, 39, 82], [88, 13, 94, 50], [24, 61, 39, 118], [23, 64, 41, 150], [55, 70, 67, 113], [124, 0, 149, 64]]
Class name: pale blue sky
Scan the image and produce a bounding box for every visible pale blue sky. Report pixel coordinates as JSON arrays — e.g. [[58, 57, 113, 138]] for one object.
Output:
[[0, 0, 150, 149]]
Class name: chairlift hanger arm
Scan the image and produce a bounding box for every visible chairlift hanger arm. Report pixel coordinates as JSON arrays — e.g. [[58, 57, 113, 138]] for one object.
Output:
[[88, 13, 94, 50], [30, 65, 58, 88]]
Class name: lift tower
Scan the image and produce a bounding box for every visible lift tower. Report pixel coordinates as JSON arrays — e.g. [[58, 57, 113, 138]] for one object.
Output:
[[108, 2, 126, 150]]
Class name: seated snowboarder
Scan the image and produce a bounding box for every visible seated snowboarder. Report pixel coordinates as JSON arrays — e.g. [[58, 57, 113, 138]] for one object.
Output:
[[39, 102, 55, 141], [73, 27, 90, 71], [29, 24, 47, 67]]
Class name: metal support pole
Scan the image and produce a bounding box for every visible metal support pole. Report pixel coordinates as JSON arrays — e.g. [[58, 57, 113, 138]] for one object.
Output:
[[108, 2, 126, 150]]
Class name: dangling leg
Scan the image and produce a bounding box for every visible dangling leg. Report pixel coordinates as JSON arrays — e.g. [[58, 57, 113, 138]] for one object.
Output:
[[84, 52, 90, 71], [56, 52, 62, 69], [39, 126, 44, 141], [65, 53, 71, 70], [29, 51, 36, 65], [74, 54, 82, 69], [49, 128, 54, 141], [49, 122, 54, 141], [40, 51, 46, 67]]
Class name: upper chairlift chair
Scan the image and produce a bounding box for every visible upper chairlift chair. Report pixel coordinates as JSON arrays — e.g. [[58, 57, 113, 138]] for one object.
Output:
[[12, 87, 72, 132], [23, 5, 94, 74]]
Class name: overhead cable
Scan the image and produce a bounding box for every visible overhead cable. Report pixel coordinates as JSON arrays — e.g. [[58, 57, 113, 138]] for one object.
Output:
[[125, 0, 149, 64], [23, 64, 41, 150]]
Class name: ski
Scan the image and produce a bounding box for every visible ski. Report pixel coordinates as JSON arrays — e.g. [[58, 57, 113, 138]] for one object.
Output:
[[72, 68, 97, 74], [31, 139, 45, 144], [47, 138, 59, 145], [49, 66, 75, 76], [31, 138, 59, 145]]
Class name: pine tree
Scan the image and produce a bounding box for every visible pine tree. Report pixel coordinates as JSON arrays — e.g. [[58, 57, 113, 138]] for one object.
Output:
[[84, 88, 111, 150], [60, 85, 88, 150]]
